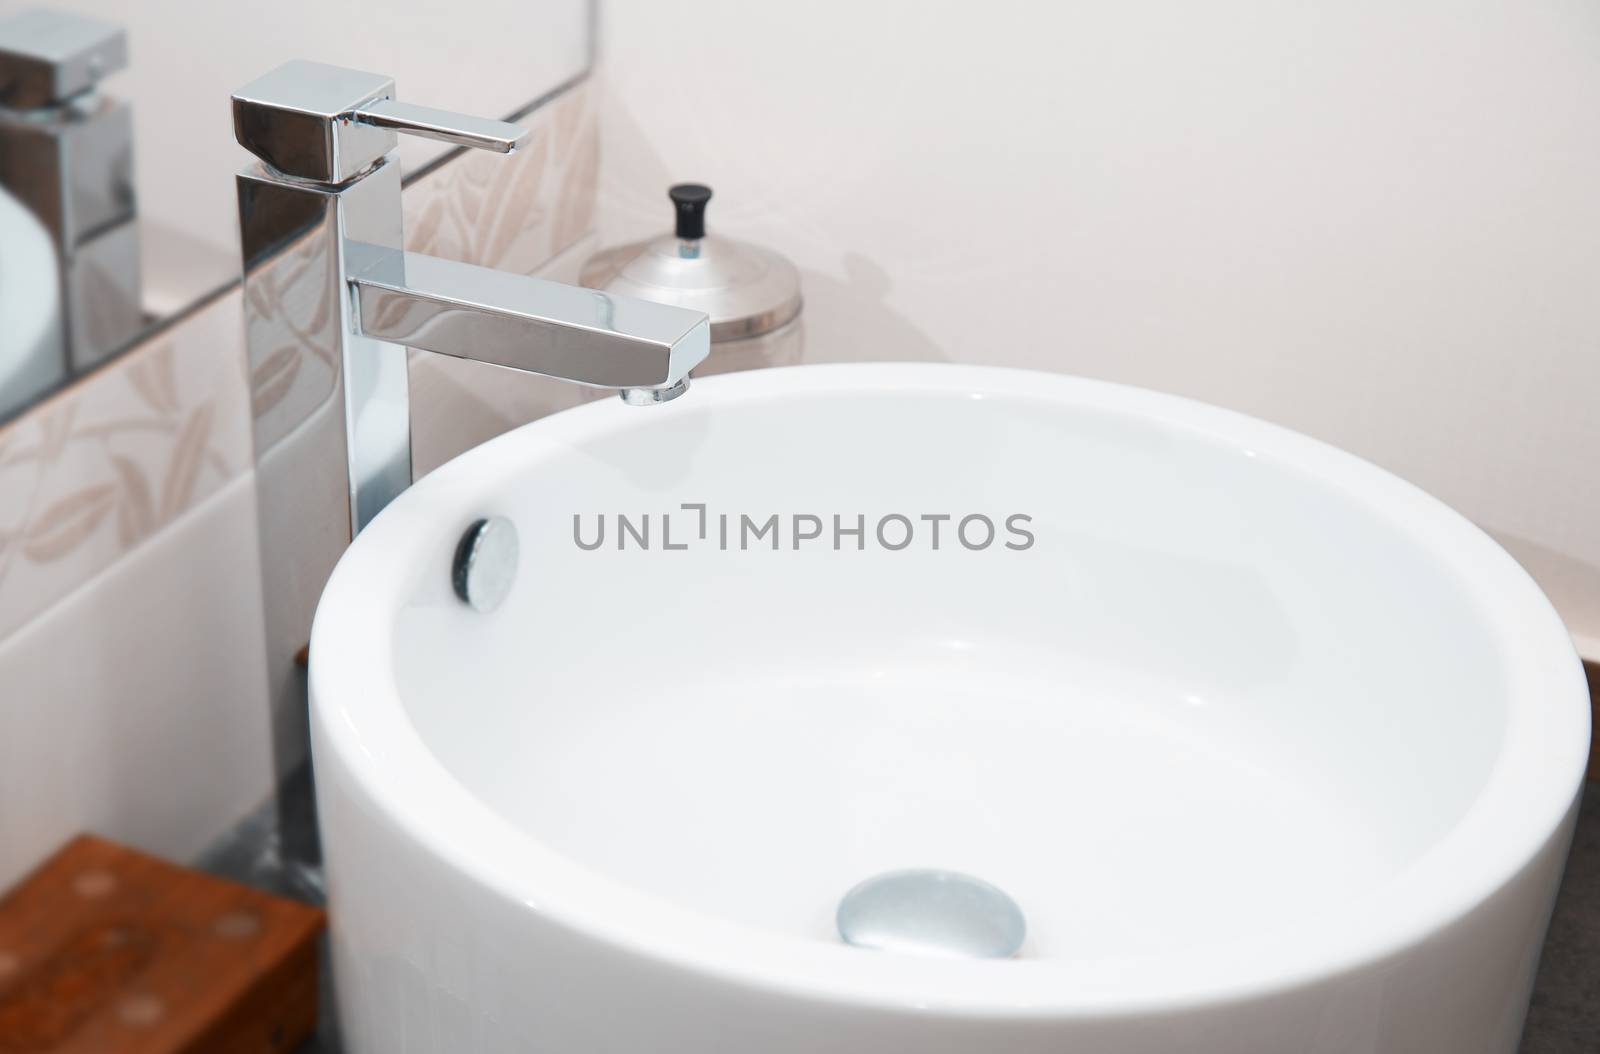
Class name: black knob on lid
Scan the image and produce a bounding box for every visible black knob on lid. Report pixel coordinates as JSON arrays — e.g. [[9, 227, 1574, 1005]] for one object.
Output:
[[670, 183, 712, 240]]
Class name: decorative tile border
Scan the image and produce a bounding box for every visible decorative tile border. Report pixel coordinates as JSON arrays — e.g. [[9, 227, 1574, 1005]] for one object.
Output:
[[0, 81, 596, 642], [0, 295, 251, 640], [403, 82, 598, 275]]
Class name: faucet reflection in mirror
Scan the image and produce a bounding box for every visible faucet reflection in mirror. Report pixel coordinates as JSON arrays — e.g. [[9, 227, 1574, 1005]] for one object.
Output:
[[232, 60, 710, 891], [0, 8, 143, 421]]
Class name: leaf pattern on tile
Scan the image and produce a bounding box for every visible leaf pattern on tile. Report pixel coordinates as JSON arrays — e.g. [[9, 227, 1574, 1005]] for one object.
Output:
[[21, 403, 80, 467], [456, 162, 486, 232], [553, 89, 583, 157], [405, 85, 594, 275], [0, 83, 596, 639], [552, 117, 598, 253], [22, 485, 117, 562], [0, 291, 239, 620], [160, 404, 214, 520], [110, 454, 154, 547], [410, 197, 447, 258], [128, 342, 181, 416], [483, 131, 549, 267]]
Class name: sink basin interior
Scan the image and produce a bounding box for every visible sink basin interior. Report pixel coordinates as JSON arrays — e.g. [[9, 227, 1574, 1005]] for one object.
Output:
[[387, 376, 1517, 967]]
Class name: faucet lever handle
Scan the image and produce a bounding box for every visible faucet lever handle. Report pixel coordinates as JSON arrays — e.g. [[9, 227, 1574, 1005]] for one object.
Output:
[[352, 99, 526, 155], [234, 60, 527, 184]]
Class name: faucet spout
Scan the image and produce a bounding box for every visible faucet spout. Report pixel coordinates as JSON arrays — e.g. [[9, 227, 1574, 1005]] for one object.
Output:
[[231, 60, 713, 893], [619, 378, 691, 405], [347, 242, 710, 392]]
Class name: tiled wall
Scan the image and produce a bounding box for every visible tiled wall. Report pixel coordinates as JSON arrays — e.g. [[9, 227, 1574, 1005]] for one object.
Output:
[[0, 296, 250, 641], [0, 81, 598, 890]]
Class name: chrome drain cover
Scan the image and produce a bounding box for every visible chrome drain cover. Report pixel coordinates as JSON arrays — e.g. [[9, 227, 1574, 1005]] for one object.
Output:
[[836, 869, 1026, 959]]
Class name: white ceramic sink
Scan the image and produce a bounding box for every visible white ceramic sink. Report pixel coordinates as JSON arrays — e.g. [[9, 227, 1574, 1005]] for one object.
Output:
[[310, 363, 1588, 1053]]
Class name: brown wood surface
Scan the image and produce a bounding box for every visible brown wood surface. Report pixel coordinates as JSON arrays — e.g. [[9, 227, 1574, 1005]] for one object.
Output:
[[0, 834, 323, 1053]]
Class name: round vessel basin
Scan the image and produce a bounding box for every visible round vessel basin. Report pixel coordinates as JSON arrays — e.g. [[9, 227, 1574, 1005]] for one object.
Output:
[[311, 363, 1588, 1053]]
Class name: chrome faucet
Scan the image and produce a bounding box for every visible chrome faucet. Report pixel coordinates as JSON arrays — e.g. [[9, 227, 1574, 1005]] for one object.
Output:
[[231, 61, 710, 887], [0, 8, 143, 398]]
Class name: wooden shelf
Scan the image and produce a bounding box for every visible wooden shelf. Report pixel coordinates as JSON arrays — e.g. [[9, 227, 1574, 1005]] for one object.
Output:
[[0, 834, 324, 1053]]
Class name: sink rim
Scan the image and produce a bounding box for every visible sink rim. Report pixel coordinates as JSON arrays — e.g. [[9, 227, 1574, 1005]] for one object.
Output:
[[309, 361, 1589, 1015]]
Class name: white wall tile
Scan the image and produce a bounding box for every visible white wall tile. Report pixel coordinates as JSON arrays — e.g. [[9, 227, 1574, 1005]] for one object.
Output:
[[0, 473, 273, 889], [0, 290, 252, 641]]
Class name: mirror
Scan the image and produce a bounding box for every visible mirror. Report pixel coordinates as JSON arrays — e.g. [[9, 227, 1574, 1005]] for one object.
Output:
[[0, 0, 591, 421]]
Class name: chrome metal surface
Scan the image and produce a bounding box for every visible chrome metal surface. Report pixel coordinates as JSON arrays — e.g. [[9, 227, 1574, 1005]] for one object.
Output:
[[352, 245, 707, 390], [232, 61, 401, 184], [452, 517, 520, 614], [619, 377, 690, 405], [581, 184, 802, 344], [233, 61, 530, 185], [0, 8, 141, 407], [836, 869, 1027, 960], [236, 60, 709, 875], [0, 9, 127, 110], [354, 99, 525, 154]]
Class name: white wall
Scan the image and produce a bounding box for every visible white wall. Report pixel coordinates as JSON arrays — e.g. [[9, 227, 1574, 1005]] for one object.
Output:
[[595, 0, 1600, 652]]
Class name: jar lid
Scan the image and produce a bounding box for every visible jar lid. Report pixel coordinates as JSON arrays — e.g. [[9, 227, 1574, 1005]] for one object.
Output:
[[581, 184, 802, 343]]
